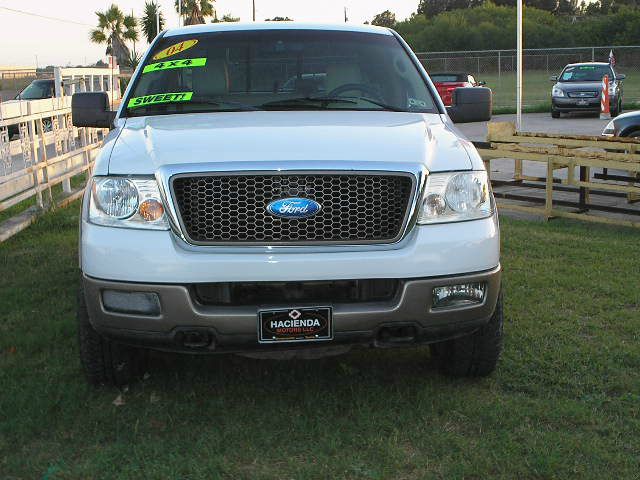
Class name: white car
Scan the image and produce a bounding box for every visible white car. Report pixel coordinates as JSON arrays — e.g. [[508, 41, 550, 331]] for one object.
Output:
[[72, 23, 501, 385]]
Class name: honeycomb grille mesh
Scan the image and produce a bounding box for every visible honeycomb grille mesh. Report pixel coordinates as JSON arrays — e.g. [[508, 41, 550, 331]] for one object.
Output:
[[171, 173, 414, 244]]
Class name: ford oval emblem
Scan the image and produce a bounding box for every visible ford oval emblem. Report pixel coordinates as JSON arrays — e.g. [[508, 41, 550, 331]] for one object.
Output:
[[267, 197, 321, 219]]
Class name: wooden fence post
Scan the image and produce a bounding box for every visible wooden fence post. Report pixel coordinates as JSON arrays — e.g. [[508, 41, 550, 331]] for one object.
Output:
[[545, 160, 554, 221]]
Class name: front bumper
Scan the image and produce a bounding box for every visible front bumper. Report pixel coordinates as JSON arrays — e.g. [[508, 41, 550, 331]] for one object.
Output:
[[83, 265, 501, 353], [552, 96, 611, 112]]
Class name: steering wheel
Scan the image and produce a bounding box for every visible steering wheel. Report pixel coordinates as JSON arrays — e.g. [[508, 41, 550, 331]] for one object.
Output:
[[327, 83, 382, 100]]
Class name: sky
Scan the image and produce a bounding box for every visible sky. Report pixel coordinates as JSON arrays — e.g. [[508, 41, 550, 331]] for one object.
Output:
[[0, 0, 420, 67]]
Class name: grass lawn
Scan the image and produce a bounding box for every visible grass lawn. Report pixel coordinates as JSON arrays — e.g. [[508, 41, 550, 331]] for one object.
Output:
[[477, 70, 640, 110], [1, 203, 639, 479]]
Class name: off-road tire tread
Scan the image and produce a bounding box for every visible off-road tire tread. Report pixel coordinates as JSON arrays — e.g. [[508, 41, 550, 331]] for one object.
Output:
[[433, 293, 504, 377]]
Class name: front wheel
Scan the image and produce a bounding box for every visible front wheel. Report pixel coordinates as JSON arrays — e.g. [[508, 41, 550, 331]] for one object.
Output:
[[551, 109, 560, 119], [431, 293, 504, 377], [77, 287, 147, 386]]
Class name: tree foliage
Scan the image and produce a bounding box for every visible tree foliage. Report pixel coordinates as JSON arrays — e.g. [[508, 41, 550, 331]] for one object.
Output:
[[395, 3, 640, 51], [212, 13, 240, 23], [89, 4, 138, 67], [371, 10, 397, 28], [265, 16, 294, 21], [175, 0, 215, 25], [418, 1, 483, 17], [141, 1, 165, 43]]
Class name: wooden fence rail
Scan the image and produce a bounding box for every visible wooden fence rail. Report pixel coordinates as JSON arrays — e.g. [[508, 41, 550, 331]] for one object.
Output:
[[0, 99, 106, 242], [478, 122, 640, 229]]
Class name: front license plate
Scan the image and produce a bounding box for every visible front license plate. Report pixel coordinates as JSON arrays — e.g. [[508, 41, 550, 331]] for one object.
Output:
[[258, 307, 332, 343]]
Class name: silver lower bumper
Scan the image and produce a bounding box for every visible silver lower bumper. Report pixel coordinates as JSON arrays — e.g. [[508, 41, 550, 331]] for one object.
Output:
[[82, 265, 501, 353]]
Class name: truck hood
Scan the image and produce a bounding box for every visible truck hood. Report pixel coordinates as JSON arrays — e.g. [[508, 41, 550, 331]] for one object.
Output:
[[105, 111, 473, 175]]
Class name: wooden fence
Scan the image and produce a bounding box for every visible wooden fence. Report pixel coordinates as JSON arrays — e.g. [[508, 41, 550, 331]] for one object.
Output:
[[478, 122, 640, 229], [0, 97, 106, 241]]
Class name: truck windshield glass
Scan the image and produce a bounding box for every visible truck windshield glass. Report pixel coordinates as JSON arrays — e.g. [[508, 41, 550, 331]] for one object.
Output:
[[124, 30, 437, 116], [560, 65, 614, 82]]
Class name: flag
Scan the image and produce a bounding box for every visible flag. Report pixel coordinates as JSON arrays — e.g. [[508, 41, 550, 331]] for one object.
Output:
[[609, 49, 616, 67]]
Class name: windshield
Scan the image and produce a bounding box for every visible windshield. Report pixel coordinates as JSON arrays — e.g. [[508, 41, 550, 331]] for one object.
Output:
[[430, 74, 464, 83], [17, 80, 53, 100], [123, 29, 437, 117], [560, 65, 614, 82]]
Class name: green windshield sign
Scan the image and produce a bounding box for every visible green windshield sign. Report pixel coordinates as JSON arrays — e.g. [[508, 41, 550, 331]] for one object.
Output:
[[127, 91, 193, 109], [142, 58, 207, 74]]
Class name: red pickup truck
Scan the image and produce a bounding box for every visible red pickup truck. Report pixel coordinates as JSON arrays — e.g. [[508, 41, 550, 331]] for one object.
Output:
[[430, 72, 487, 107]]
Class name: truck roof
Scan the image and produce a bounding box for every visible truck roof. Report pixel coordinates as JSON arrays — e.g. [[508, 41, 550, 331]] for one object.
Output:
[[164, 22, 394, 38]]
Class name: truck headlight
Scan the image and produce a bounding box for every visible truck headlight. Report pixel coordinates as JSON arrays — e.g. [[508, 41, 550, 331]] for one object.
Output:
[[89, 177, 169, 230], [552, 86, 564, 97], [417, 171, 494, 224]]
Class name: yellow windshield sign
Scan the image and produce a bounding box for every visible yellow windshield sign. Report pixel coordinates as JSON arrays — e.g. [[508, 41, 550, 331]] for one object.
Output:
[[153, 39, 198, 60], [143, 58, 207, 74], [127, 92, 194, 109]]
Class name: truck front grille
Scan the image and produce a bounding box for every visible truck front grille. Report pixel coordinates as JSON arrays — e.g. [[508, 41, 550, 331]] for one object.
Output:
[[171, 173, 415, 245], [567, 91, 598, 98]]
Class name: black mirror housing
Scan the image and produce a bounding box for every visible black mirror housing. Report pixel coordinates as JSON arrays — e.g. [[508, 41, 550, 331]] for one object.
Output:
[[447, 87, 492, 124], [72, 92, 116, 128]]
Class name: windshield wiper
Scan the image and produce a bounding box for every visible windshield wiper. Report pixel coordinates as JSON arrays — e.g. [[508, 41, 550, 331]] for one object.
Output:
[[350, 97, 406, 112], [260, 96, 359, 109], [261, 96, 407, 112], [187, 98, 263, 111]]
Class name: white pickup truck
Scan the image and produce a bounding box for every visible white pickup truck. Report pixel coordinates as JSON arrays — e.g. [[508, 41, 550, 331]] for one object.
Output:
[[72, 23, 500, 386]]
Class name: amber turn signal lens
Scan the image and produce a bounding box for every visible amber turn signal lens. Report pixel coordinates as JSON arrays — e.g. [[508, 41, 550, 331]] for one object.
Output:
[[138, 199, 165, 222]]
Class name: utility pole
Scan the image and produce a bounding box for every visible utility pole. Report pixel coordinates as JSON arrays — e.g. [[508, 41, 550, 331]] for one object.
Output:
[[253, 0, 256, 21], [344, 7, 348, 23], [156, 10, 160, 37], [178, 0, 182, 27]]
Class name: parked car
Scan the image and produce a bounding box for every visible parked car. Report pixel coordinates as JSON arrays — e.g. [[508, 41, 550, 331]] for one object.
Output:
[[6, 79, 55, 137], [550, 62, 625, 118], [430, 72, 487, 107], [602, 110, 640, 137], [72, 23, 501, 386]]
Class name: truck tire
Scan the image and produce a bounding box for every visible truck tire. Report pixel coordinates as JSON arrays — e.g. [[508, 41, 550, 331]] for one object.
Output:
[[431, 293, 503, 377], [77, 288, 146, 386]]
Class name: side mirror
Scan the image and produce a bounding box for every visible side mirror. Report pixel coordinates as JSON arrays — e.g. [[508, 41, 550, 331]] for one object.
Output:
[[617, 73, 626, 80], [72, 92, 116, 128], [447, 87, 492, 124], [549, 75, 558, 81]]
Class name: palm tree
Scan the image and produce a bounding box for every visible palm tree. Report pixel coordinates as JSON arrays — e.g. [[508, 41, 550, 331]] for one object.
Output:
[[141, 1, 165, 43], [175, 0, 215, 26], [89, 4, 138, 68]]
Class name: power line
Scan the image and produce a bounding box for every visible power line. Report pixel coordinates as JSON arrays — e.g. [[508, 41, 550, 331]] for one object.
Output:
[[0, 5, 93, 27]]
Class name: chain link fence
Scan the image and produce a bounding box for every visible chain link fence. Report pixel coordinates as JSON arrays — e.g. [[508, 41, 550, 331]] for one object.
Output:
[[415, 46, 640, 110]]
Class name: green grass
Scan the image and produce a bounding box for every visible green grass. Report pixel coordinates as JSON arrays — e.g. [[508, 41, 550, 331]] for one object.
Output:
[[0, 174, 87, 225], [1, 203, 640, 479], [480, 70, 640, 110]]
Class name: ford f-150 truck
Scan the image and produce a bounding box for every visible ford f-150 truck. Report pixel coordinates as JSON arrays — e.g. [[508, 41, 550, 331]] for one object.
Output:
[[72, 23, 500, 386]]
